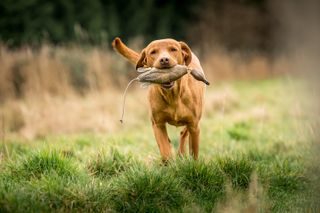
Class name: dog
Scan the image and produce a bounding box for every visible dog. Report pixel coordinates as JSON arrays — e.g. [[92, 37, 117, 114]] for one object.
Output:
[[112, 37, 207, 160]]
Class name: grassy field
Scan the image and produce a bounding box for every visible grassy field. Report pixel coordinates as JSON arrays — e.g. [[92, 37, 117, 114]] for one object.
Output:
[[0, 77, 319, 212]]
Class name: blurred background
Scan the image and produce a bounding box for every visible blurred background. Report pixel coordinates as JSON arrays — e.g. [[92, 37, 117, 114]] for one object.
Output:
[[0, 0, 319, 139]]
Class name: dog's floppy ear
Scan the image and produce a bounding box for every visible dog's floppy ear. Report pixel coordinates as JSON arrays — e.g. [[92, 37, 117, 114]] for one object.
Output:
[[179, 41, 192, 66], [136, 49, 147, 69]]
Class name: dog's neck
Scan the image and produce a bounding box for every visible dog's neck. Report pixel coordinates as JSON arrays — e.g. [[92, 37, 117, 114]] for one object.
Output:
[[156, 77, 185, 105]]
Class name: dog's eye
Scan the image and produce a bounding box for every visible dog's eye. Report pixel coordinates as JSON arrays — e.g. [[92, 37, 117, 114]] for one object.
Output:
[[150, 50, 157, 55], [170, 47, 177, 52]]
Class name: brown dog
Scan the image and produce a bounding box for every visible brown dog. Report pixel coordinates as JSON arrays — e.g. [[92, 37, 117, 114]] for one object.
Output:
[[112, 37, 207, 160]]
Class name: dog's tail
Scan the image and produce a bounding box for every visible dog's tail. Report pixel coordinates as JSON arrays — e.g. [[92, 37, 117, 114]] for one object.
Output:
[[112, 37, 140, 65]]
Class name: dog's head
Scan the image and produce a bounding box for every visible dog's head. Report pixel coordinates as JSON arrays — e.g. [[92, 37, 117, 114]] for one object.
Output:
[[136, 39, 192, 89], [136, 39, 192, 70]]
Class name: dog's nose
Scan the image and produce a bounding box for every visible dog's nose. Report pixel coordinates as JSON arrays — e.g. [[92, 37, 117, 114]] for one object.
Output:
[[160, 57, 170, 65]]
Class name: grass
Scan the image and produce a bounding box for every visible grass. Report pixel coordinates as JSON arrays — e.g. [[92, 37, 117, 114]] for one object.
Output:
[[108, 166, 185, 212], [0, 77, 318, 212], [87, 148, 137, 178]]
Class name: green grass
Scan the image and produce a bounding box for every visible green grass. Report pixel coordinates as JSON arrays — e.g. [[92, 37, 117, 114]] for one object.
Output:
[[108, 165, 185, 212], [0, 77, 318, 212], [87, 148, 137, 179]]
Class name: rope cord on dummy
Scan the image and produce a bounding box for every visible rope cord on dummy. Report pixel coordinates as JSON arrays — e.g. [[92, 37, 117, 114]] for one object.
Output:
[[119, 78, 138, 123]]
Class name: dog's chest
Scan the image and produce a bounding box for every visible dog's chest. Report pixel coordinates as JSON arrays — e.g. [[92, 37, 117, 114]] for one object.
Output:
[[149, 85, 197, 126], [163, 98, 193, 126]]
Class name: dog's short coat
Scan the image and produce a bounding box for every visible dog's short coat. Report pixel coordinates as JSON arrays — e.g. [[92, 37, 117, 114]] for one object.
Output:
[[112, 37, 206, 160]]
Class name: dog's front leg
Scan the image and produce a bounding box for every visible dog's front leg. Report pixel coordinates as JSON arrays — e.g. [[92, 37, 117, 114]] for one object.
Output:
[[152, 122, 172, 161], [188, 125, 200, 160], [178, 127, 189, 156]]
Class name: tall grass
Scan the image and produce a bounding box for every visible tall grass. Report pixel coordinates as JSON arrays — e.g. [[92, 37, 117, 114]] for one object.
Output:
[[0, 44, 292, 139], [0, 148, 312, 212], [0, 44, 128, 101], [0, 44, 290, 101], [87, 148, 137, 178]]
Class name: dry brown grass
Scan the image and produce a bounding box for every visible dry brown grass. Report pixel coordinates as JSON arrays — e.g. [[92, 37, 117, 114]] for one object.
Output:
[[0, 44, 290, 101], [0, 44, 291, 139], [0, 44, 137, 101], [215, 173, 267, 213], [0, 89, 151, 139], [202, 50, 290, 81]]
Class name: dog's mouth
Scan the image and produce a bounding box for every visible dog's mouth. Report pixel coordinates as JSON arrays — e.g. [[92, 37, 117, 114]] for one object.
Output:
[[155, 65, 178, 89], [161, 81, 174, 89]]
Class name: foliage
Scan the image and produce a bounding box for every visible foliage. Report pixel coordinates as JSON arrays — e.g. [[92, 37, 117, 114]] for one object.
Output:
[[0, 0, 199, 47], [0, 0, 271, 50]]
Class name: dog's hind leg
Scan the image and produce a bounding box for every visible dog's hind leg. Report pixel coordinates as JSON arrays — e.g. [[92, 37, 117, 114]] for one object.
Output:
[[178, 127, 189, 156]]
